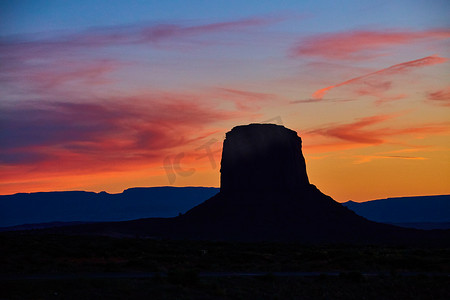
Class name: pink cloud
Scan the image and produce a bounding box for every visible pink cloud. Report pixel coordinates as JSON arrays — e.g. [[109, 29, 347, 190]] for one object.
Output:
[[312, 55, 447, 99], [174, 17, 272, 36], [215, 87, 276, 111], [292, 29, 450, 60], [427, 87, 450, 106], [0, 57, 124, 99], [30, 60, 119, 89], [0, 16, 277, 97]]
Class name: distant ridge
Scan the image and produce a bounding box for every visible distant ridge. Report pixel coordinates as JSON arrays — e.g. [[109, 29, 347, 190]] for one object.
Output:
[[0, 187, 218, 228], [343, 195, 450, 229], [2, 189, 448, 231], [0, 221, 92, 232]]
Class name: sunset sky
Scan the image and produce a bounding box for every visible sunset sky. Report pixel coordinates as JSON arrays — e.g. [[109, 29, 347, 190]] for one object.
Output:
[[1, 0, 449, 202]]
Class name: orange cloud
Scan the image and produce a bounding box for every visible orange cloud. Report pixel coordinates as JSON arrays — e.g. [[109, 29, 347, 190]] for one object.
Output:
[[353, 155, 427, 164], [311, 86, 335, 100], [312, 55, 447, 99], [293, 29, 450, 60]]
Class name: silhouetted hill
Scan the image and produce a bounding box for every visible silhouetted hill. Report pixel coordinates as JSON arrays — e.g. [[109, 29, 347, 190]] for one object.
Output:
[[0, 221, 91, 232], [47, 124, 450, 244], [0, 187, 218, 228], [343, 195, 450, 229]]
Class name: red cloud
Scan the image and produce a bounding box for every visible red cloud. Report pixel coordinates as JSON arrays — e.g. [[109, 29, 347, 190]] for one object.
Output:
[[0, 88, 272, 193], [292, 30, 450, 60], [427, 87, 450, 106], [307, 114, 450, 146], [0, 96, 236, 172], [307, 115, 394, 144], [312, 55, 447, 99]]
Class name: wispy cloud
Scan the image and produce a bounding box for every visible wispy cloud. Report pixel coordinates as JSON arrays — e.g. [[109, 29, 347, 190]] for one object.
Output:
[[427, 87, 450, 106], [215, 87, 277, 110], [311, 55, 447, 99], [353, 155, 427, 164], [306, 114, 450, 146], [0, 17, 275, 60], [307, 115, 395, 144], [292, 29, 450, 60], [0, 16, 277, 98], [1, 59, 120, 93]]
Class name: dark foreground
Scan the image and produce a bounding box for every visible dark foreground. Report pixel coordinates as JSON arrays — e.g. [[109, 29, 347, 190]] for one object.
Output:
[[2, 275, 449, 300], [1, 233, 449, 299]]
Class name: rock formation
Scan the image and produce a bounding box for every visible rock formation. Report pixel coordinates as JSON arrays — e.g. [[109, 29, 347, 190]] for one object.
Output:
[[220, 124, 309, 195], [52, 123, 450, 244], [167, 123, 411, 242]]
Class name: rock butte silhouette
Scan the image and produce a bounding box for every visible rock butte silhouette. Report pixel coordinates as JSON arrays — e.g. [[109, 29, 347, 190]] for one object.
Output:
[[54, 124, 449, 244]]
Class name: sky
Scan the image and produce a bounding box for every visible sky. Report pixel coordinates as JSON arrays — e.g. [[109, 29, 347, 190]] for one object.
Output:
[[1, 0, 449, 202]]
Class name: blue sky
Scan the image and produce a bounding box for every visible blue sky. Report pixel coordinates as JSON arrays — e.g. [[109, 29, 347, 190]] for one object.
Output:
[[2, 0, 449, 35]]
